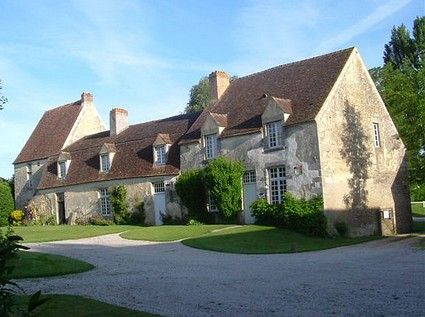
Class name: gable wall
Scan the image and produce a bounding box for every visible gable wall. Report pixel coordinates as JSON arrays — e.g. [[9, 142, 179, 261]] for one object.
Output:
[[63, 100, 106, 148], [316, 49, 411, 236]]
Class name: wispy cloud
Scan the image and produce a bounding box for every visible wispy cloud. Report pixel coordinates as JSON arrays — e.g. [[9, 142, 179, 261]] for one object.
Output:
[[313, 0, 412, 54]]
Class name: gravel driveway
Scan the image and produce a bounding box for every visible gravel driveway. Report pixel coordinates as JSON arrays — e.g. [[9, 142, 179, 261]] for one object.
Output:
[[20, 234, 425, 316]]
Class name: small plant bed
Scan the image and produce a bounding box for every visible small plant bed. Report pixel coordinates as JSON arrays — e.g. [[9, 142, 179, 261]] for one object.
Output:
[[120, 225, 231, 242], [182, 225, 379, 254], [412, 203, 425, 217], [14, 294, 159, 317], [8, 251, 94, 279], [8, 225, 141, 243]]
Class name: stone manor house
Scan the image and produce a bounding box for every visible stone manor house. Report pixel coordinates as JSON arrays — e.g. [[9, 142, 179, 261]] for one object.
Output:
[[14, 47, 412, 236]]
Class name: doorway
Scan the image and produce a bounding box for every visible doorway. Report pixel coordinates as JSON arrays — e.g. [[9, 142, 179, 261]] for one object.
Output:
[[243, 171, 257, 224], [56, 193, 65, 224]]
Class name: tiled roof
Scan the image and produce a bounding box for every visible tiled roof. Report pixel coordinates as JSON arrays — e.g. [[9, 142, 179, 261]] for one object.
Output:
[[14, 100, 83, 164], [38, 112, 201, 189], [181, 47, 354, 142]]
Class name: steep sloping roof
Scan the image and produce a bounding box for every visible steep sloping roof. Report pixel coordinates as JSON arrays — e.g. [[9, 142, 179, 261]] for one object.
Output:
[[14, 100, 83, 164], [181, 47, 354, 143], [38, 112, 201, 189]]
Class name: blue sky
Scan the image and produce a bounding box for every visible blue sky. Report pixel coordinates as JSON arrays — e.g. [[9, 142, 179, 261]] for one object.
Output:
[[0, 0, 423, 178]]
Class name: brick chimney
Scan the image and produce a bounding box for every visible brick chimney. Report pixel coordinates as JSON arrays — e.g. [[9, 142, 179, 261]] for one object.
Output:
[[209, 71, 230, 103], [110, 108, 128, 136]]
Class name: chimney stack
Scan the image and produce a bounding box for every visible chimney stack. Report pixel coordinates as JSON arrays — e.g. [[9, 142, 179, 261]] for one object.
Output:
[[81, 92, 93, 104], [110, 108, 128, 136], [209, 71, 230, 103]]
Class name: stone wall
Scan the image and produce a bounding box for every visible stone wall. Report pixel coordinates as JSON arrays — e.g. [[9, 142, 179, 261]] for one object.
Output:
[[35, 175, 183, 225], [316, 49, 412, 236], [14, 159, 47, 210], [181, 121, 322, 203]]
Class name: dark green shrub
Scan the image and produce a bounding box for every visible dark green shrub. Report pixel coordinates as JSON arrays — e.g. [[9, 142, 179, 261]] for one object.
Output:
[[251, 193, 327, 237], [411, 183, 425, 201], [175, 168, 209, 221], [127, 201, 145, 225], [0, 182, 14, 226], [334, 221, 348, 237], [88, 214, 114, 226], [204, 156, 245, 218], [110, 186, 129, 224]]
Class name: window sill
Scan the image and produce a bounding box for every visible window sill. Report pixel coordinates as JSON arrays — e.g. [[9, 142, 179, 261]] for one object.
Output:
[[263, 146, 285, 153]]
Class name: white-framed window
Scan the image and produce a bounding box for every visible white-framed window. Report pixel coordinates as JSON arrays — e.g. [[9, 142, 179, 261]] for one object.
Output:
[[265, 121, 283, 149], [373, 123, 381, 147], [269, 166, 286, 204], [243, 170, 256, 184], [100, 154, 110, 172], [26, 164, 32, 187], [204, 134, 218, 159], [58, 161, 67, 178], [99, 188, 111, 216], [154, 182, 165, 193], [154, 145, 167, 165], [208, 194, 218, 212]]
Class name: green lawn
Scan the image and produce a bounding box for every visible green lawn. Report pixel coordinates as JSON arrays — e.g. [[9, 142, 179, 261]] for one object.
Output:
[[15, 294, 159, 317], [120, 225, 231, 241], [9, 225, 141, 243], [182, 225, 379, 254], [8, 251, 94, 279], [412, 203, 425, 217]]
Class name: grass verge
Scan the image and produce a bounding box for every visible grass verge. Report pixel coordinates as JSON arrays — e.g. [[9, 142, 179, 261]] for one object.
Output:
[[8, 251, 94, 279], [8, 225, 141, 243], [412, 203, 425, 217], [14, 294, 159, 317], [120, 225, 232, 241], [182, 225, 379, 254]]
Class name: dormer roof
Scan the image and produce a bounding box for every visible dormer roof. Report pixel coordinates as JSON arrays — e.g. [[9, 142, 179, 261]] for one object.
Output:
[[58, 151, 71, 161], [153, 133, 172, 146], [100, 143, 116, 154]]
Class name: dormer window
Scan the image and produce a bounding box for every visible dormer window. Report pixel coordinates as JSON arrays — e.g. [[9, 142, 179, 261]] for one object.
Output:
[[265, 121, 283, 149], [58, 161, 67, 178], [100, 154, 110, 172], [153, 134, 171, 166], [57, 151, 71, 179], [154, 145, 167, 165], [205, 134, 218, 159], [99, 143, 116, 173]]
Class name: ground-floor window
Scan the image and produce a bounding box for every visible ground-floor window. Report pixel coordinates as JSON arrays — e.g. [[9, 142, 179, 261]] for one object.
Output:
[[208, 193, 218, 212], [154, 182, 165, 193], [99, 188, 111, 216], [269, 166, 286, 204]]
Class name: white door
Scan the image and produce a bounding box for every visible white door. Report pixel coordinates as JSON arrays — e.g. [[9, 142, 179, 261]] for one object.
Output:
[[153, 182, 166, 225], [243, 171, 257, 224]]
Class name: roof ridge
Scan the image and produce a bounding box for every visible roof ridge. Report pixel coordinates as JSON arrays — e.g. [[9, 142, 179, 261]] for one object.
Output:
[[44, 99, 82, 114], [234, 47, 355, 82]]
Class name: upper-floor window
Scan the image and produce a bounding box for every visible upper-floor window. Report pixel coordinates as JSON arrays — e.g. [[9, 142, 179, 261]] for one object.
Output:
[[269, 166, 286, 205], [265, 121, 283, 149], [154, 145, 167, 165], [100, 154, 110, 172], [58, 161, 67, 178], [205, 134, 218, 159], [99, 188, 111, 216], [373, 123, 381, 147]]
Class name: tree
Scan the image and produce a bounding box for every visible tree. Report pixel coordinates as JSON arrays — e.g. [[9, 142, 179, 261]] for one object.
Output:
[[184, 75, 238, 113], [110, 186, 129, 224], [0, 181, 14, 226], [377, 16, 425, 200], [0, 80, 7, 110]]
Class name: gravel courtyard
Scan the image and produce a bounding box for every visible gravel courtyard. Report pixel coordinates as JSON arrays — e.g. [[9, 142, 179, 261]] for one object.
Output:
[[20, 234, 424, 316]]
